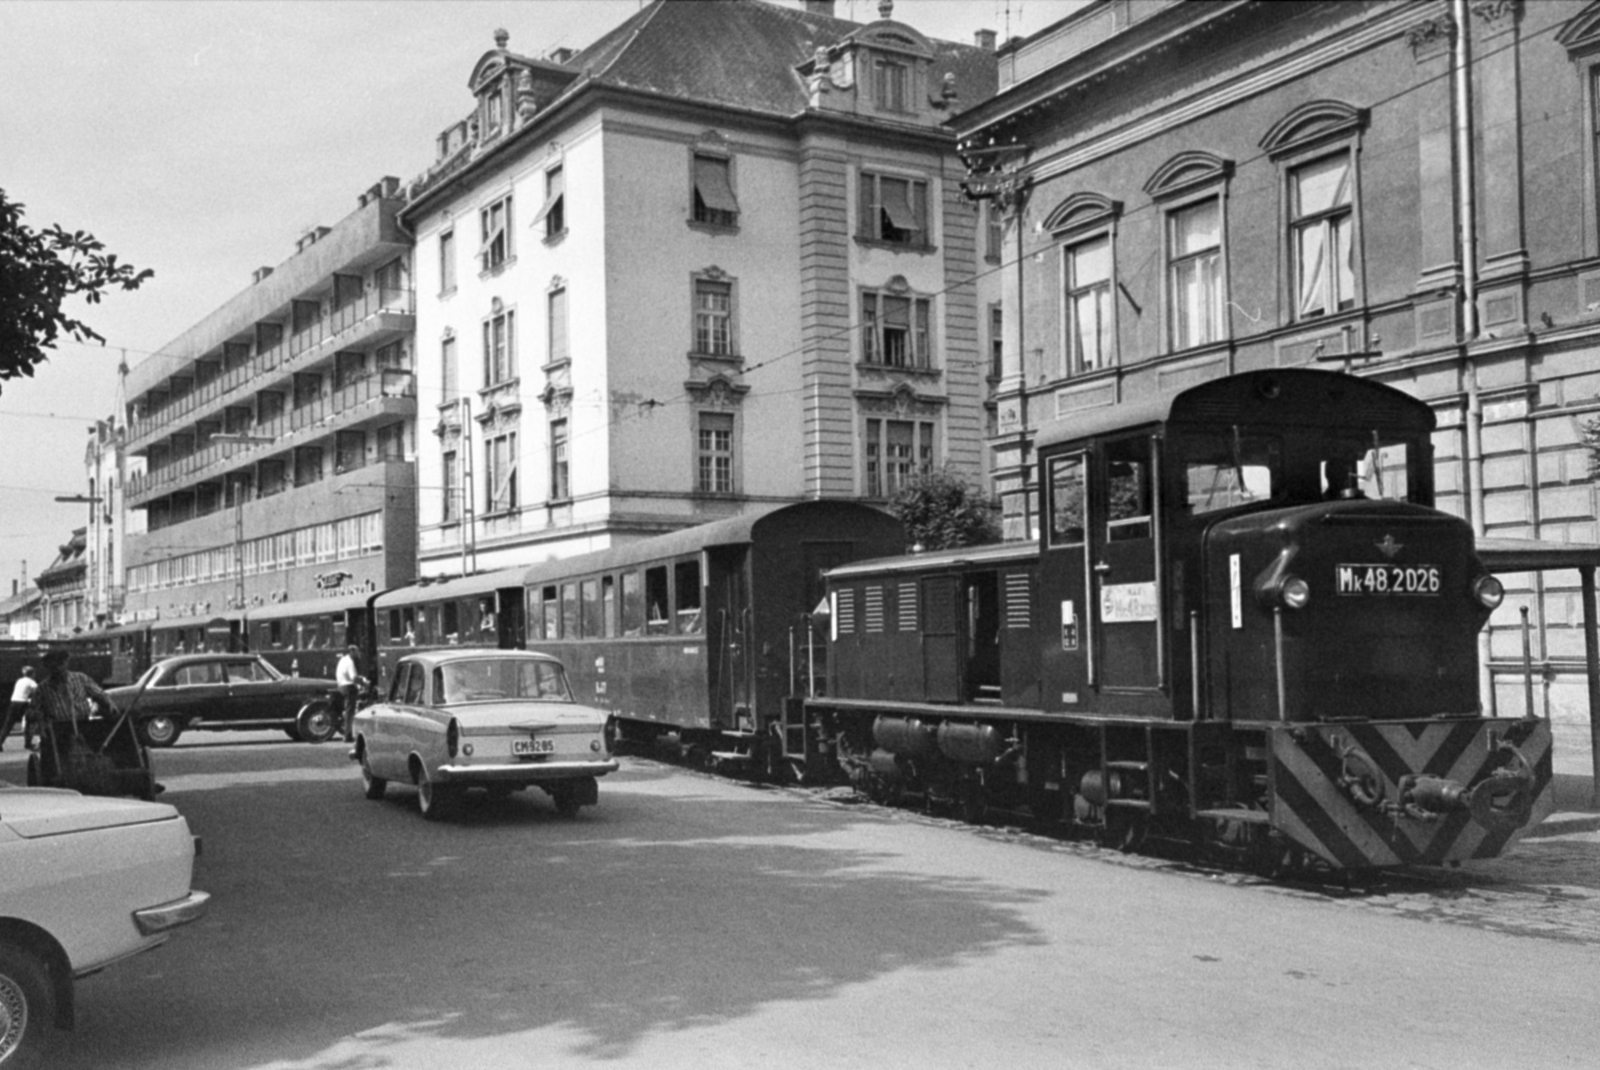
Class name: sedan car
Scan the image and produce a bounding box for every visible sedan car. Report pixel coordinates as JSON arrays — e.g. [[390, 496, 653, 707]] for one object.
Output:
[[107, 654, 340, 747], [1, 784, 209, 1067], [352, 649, 617, 820]]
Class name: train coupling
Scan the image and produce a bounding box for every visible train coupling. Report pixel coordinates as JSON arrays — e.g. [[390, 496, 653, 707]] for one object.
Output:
[[1391, 741, 1535, 831]]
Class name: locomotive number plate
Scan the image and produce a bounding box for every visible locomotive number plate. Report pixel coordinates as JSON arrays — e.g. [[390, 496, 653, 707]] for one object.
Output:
[[1335, 564, 1440, 595], [512, 737, 555, 756]]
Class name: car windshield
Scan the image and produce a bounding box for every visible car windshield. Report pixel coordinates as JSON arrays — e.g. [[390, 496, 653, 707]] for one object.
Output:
[[432, 659, 572, 705]]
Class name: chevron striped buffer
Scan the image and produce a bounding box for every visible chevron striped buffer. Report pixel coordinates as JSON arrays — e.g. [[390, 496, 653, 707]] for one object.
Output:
[[1268, 719, 1554, 869]]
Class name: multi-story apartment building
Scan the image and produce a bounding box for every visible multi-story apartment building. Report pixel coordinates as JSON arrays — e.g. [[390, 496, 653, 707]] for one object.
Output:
[[80, 398, 134, 629], [119, 178, 417, 647], [403, 0, 1000, 576], [956, 0, 1600, 776]]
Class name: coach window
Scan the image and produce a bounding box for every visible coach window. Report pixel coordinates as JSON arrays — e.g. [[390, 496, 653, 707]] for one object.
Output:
[[541, 585, 559, 640], [581, 579, 602, 638], [477, 596, 497, 639], [674, 560, 704, 634], [645, 566, 671, 635], [442, 601, 460, 643], [622, 571, 644, 636], [561, 582, 581, 639], [602, 576, 618, 637], [1047, 454, 1087, 547], [1105, 437, 1153, 542]]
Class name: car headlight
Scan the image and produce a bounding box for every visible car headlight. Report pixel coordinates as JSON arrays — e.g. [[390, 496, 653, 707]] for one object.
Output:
[[1473, 574, 1505, 609]]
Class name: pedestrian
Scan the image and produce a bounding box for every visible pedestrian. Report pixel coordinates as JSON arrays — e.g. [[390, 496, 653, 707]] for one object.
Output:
[[336, 644, 361, 742], [30, 649, 113, 731], [1, 665, 37, 751]]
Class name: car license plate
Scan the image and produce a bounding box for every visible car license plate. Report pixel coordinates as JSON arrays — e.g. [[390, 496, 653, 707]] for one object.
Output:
[[512, 737, 555, 756], [1335, 564, 1440, 595]]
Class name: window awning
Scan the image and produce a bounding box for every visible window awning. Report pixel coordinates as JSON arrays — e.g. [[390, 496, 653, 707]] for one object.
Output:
[[531, 171, 564, 228], [881, 181, 920, 231], [694, 157, 740, 214]]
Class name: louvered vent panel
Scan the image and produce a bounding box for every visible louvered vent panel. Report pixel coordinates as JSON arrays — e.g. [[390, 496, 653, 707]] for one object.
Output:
[[864, 586, 885, 633], [1005, 572, 1033, 629], [898, 582, 918, 631], [836, 589, 856, 634]]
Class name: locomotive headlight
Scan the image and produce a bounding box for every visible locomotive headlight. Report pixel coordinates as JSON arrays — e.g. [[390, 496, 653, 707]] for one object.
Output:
[[1473, 575, 1505, 610], [1281, 576, 1311, 609]]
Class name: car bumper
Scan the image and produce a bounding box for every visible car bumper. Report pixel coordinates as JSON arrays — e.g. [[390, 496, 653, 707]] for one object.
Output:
[[133, 890, 212, 936], [434, 759, 619, 783]]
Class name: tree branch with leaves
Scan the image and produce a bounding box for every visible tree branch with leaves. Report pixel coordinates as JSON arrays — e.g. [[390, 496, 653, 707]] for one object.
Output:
[[0, 187, 152, 393], [888, 467, 1002, 551]]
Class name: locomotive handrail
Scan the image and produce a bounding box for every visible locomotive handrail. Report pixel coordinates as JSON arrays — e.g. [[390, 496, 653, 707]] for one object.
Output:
[[1152, 432, 1167, 692]]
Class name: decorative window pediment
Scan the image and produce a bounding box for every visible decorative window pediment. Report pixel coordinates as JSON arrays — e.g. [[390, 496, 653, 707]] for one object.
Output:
[[1143, 151, 1234, 202], [854, 23, 932, 59], [1044, 192, 1122, 235], [1558, 1, 1600, 55], [1259, 100, 1368, 158]]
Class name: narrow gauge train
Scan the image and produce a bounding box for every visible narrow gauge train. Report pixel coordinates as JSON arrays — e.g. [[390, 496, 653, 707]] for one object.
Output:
[[803, 370, 1552, 871], [369, 501, 904, 769]]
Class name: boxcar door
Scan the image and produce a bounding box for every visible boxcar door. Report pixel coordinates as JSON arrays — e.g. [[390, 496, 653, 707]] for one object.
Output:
[[1093, 433, 1162, 692], [921, 575, 962, 701]]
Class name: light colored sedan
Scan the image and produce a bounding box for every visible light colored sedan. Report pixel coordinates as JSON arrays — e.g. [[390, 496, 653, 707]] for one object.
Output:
[[351, 649, 618, 820], [1, 786, 209, 1066]]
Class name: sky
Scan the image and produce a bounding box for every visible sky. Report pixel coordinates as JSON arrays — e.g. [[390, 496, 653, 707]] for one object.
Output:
[[0, 0, 1088, 593]]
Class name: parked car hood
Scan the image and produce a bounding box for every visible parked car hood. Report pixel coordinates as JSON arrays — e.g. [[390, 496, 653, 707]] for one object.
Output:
[[0, 786, 180, 839]]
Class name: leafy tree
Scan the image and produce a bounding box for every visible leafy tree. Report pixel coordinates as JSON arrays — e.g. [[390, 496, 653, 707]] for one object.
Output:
[[889, 467, 1001, 550], [0, 187, 152, 393]]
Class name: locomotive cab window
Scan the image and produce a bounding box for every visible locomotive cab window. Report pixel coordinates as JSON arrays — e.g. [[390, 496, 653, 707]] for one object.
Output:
[[1047, 454, 1087, 547], [1321, 434, 1416, 503], [1105, 437, 1153, 542], [1184, 430, 1281, 515]]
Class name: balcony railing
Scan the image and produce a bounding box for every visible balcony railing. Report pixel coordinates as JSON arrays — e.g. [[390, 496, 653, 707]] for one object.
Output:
[[128, 288, 414, 446], [126, 369, 415, 502]]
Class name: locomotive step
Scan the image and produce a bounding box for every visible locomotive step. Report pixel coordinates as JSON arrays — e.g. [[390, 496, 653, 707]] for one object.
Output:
[[1194, 807, 1270, 824], [1104, 798, 1152, 810], [1104, 760, 1150, 772], [709, 750, 752, 764]]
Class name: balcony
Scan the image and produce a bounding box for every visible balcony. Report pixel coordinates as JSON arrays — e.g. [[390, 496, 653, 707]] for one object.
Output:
[[126, 369, 416, 505], [127, 288, 415, 449]]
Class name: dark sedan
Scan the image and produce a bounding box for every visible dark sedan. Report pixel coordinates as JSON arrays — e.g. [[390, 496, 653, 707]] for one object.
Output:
[[108, 654, 341, 747]]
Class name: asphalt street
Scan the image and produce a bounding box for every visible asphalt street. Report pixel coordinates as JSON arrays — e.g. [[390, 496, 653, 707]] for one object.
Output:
[[3, 733, 1599, 1069]]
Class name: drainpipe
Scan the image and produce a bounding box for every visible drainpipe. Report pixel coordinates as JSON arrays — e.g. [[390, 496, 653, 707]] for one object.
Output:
[[1452, 0, 1493, 711]]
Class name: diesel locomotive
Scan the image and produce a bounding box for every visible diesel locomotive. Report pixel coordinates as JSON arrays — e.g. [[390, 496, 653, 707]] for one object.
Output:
[[800, 369, 1552, 870]]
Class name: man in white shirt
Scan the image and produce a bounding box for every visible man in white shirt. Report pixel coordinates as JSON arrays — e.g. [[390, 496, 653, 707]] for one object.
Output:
[[335, 645, 361, 743], [2, 666, 37, 751]]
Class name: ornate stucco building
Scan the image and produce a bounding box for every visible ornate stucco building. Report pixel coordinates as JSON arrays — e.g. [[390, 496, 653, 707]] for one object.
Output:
[[403, 0, 1001, 575]]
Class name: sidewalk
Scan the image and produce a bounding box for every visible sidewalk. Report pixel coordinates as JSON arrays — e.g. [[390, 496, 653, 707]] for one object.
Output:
[[1530, 772, 1600, 841]]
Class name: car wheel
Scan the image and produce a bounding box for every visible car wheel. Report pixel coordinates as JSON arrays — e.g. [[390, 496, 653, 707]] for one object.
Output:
[[0, 940, 57, 1070], [140, 716, 182, 748], [415, 763, 457, 821], [296, 702, 336, 745], [360, 747, 387, 801]]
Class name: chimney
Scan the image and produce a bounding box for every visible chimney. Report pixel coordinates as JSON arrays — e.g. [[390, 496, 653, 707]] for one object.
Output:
[[804, 1, 835, 15], [548, 46, 576, 64], [975, 28, 997, 51]]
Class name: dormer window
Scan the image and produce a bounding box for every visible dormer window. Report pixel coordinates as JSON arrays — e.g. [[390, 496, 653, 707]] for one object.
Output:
[[485, 87, 503, 134], [874, 58, 909, 112]]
